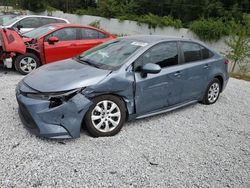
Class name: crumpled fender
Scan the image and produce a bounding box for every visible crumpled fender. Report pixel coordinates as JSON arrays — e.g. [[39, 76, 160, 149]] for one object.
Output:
[[0, 28, 26, 54], [37, 93, 93, 138], [83, 72, 135, 116], [17, 93, 92, 139]]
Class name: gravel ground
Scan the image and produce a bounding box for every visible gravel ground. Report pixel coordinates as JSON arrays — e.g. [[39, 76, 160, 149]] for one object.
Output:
[[0, 68, 249, 188]]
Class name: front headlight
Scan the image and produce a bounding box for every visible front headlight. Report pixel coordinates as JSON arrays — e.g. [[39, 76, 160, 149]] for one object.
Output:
[[26, 88, 84, 108]]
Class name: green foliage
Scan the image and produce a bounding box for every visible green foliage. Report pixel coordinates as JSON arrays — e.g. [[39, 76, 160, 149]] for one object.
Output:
[[88, 20, 101, 29], [20, 0, 46, 12], [190, 19, 229, 41], [3, 0, 250, 41], [118, 13, 182, 29], [97, 0, 120, 18], [46, 5, 57, 16], [73, 8, 98, 16], [136, 13, 182, 29], [225, 18, 250, 74]]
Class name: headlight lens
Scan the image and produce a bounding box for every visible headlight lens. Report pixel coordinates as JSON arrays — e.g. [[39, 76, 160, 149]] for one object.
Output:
[[26, 88, 84, 108]]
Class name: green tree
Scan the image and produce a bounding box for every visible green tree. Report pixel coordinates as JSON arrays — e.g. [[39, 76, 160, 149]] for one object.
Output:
[[20, 0, 46, 12], [225, 15, 250, 74]]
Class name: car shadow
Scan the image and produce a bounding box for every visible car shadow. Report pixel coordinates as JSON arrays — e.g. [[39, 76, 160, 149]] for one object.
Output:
[[0, 65, 18, 75]]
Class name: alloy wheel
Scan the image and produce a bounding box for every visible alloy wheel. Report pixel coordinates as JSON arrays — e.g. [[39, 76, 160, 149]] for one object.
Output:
[[91, 100, 121, 133], [208, 82, 220, 103], [20, 57, 37, 73]]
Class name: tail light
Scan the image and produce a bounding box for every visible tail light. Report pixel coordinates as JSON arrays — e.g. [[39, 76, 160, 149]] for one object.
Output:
[[224, 59, 230, 64]]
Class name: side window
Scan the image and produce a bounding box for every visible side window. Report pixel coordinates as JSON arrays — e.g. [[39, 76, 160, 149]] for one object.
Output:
[[181, 42, 202, 63], [200, 46, 214, 59], [40, 18, 60, 26], [80, 28, 108, 39], [16, 17, 41, 28], [135, 42, 179, 70], [56, 19, 67, 23], [46, 28, 77, 41]]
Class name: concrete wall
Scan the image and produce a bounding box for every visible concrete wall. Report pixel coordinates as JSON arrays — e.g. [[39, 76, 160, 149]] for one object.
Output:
[[27, 10, 249, 74], [30, 11, 228, 51]]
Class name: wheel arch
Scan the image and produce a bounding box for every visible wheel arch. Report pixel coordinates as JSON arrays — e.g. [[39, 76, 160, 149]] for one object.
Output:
[[92, 93, 129, 117], [214, 75, 224, 92], [81, 93, 130, 128], [25, 48, 41, 61]]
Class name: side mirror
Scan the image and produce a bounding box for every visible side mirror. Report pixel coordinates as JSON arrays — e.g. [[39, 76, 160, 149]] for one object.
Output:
[[48, 36, 59, 44], [16, 25, 23, 30], [141, 63, 161, 78]]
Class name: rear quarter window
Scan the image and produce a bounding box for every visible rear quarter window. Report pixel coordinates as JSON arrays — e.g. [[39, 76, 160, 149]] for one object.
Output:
[[181, 42, 214, 63], [80, 28, 108, 39], [40, 18, 61, 25]]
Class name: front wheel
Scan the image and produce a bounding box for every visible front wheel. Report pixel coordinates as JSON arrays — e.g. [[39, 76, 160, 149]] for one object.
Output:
[[202, 78, 221, 105], [14, 53, 40, 75], [84, 95, 126, 137]]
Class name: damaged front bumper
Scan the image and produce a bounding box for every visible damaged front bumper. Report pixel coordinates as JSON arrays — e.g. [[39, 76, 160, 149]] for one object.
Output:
[[16, 85, 93, 139]]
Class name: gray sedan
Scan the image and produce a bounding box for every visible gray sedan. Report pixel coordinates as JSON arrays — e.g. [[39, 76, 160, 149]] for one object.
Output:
[[16, 36, 229, 139]]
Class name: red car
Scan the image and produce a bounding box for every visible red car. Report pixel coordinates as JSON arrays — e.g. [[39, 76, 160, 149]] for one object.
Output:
[[14, 23, 115, 74]]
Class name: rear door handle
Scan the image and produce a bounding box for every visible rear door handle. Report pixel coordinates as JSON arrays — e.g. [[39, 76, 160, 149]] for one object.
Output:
[[174, 71, 182, 77], [70, 43, 77, 47]]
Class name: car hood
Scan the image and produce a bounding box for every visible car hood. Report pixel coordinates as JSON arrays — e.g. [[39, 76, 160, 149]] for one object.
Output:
[[0, 28, 26, 54], [23, 59, 112, 93]]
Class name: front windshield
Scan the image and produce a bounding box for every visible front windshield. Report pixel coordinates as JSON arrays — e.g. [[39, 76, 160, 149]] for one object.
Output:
[[77, 39, 148, 70], [2, 16, 23, 26], [23, 25, 57, 38]]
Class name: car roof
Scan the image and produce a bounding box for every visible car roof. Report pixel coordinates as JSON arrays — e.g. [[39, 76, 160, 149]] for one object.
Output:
[[47, 23, 112, 34], [15, 15, 69, 22], [49, 23, 102, 29], [121, 35, 194, 43]]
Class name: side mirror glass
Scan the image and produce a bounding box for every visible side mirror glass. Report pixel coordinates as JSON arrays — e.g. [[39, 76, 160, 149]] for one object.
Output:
[[48, 36, 59, 44], [141, 63, 161, 77]]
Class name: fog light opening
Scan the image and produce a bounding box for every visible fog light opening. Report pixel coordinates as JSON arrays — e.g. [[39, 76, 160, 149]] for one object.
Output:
[[49, 97, 63, 108]]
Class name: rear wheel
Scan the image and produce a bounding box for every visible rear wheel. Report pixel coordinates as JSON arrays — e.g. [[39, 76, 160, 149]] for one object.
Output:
[[84, 95, 126, 137], [202, 78, 221, 105], [14, 53, 40, 75]]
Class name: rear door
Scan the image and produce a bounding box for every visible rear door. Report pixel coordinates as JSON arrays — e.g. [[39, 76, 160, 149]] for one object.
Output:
[[178, 42, 213, 101], [76, 28, 111, 53], [43, 27, 78, 63]]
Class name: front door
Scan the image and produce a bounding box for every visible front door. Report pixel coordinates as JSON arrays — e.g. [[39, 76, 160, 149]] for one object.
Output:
[[43, 27, 79, 63], [134, 41, 183, 115]]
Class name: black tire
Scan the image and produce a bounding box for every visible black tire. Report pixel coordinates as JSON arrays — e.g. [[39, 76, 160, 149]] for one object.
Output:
[[14, 53, 40, 75], [84, 95, 126, 137], [202, 78, 221, 105]]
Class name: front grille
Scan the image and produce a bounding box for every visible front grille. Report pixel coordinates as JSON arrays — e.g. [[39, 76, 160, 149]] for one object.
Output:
[[18, 101, 38, 130]]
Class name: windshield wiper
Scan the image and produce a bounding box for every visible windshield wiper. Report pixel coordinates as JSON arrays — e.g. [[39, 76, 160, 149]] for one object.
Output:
[[77, 58, 100, 69]]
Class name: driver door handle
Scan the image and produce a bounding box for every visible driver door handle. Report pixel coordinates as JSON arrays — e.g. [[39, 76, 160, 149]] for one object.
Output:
[[174, 71, 182, 77], [203, 64, 210, 69]]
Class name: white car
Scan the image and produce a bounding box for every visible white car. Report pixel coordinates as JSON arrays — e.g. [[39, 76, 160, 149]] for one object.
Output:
[[1, 15, 69, 33]]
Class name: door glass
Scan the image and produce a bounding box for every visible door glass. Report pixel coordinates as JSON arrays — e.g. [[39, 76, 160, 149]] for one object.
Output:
[[181, 42, 202, 63], [80, 28, 108, 39], [40, 18, 60, 26], [46, 28, 77, 41], [16, 17, 41, 28], [200, 46, 214, 59], [135, 42, 178, 70]]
